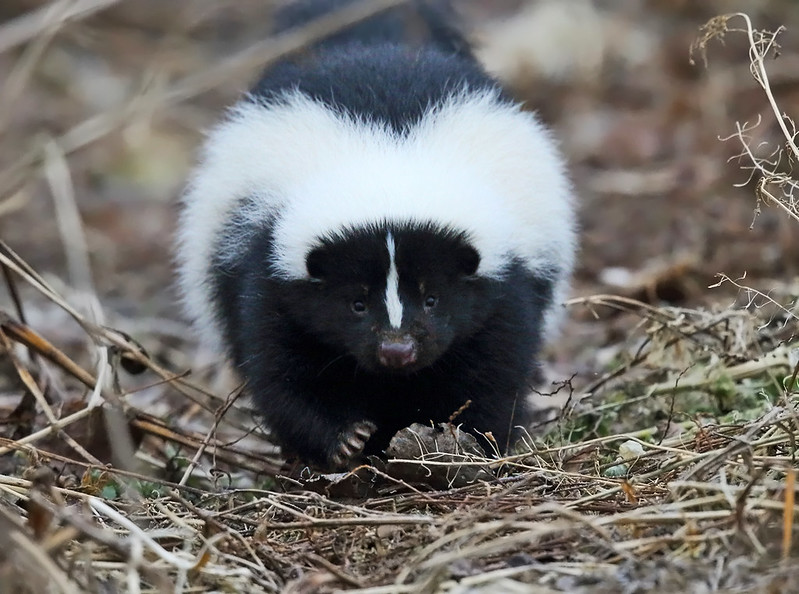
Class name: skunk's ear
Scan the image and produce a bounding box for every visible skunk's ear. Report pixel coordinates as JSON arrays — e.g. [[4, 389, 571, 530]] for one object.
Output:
[[457, 244, 480, 276], [306, 246, 332, 280]]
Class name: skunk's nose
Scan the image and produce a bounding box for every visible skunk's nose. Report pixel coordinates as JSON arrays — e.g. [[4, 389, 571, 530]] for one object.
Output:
[[378, 338, 417, 369]]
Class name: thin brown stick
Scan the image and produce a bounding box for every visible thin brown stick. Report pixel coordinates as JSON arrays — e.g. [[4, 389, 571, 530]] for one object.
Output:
[[0, 0, 122, 55], [0, 313, 97, 390]]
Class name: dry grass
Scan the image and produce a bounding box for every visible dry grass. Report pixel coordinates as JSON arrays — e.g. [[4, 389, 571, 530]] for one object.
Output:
[[0, 3, 798, 593]]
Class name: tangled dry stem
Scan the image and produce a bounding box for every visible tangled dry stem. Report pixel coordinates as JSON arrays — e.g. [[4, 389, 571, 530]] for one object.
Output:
[[694, 13, 799, 226]]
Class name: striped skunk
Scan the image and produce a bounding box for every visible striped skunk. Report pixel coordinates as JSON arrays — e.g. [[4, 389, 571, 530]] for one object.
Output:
[[176, 0, 576, 469]]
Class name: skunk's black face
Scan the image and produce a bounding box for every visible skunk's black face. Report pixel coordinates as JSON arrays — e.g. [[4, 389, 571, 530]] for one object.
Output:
[[284, 224, 497, 374]]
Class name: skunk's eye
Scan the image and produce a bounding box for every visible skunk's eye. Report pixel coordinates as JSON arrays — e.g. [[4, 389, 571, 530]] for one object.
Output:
[[351, 300, 367, 314], [424, 295, 438, 309]]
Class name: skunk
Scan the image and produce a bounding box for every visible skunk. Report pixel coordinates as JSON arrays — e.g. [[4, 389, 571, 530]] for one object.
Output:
[[176, 0, 576, 469]]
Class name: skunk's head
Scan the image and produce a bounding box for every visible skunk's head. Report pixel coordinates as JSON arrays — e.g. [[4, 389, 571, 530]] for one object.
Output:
[[280, 223, 493, 373]]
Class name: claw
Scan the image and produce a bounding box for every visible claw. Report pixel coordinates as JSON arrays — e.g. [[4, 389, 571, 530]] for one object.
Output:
[[331, 453, 345, 467], [354, 422, 377, 440]]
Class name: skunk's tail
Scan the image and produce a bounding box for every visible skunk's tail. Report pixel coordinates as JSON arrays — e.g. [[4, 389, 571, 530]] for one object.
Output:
[[273, 0, 473, 58]]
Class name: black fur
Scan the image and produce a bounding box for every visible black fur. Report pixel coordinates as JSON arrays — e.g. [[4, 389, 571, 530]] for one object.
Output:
[[212, 222, 553, 465], [253, 44, 503, 135]]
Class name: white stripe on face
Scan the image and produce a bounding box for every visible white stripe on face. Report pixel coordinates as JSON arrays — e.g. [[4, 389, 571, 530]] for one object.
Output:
[[385, 233, 403, 328]]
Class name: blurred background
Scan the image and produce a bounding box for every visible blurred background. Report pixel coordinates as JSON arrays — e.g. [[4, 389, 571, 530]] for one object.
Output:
[[0, 0, 797, 394]]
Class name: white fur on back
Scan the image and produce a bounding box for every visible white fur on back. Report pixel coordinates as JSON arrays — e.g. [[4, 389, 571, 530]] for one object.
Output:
[[177, 89, 576, 349]]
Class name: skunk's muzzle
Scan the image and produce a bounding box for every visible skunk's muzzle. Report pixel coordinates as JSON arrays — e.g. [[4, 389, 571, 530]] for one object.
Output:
[[377, 336, 418, 369]]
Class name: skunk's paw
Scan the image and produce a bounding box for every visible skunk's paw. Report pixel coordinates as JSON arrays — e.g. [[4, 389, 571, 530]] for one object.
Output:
[[330, 420, 377, 469]]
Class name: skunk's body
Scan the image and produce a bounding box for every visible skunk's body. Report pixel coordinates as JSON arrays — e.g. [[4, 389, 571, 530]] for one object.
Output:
[[176, 1, 576, 468]]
